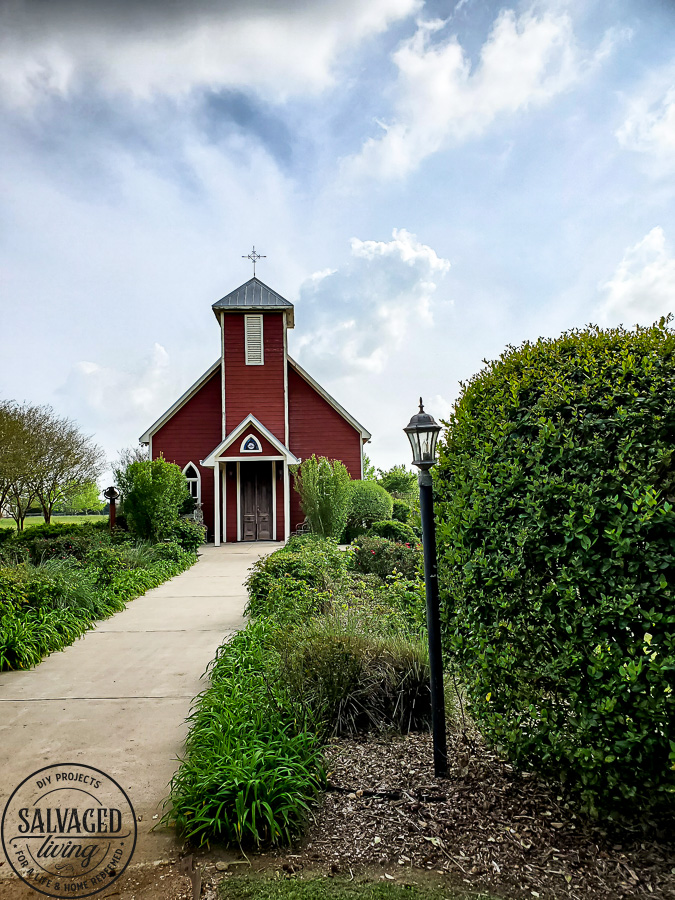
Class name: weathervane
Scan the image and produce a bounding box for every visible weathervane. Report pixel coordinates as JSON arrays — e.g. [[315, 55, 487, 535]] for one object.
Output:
[[242, 245, 266, 277]]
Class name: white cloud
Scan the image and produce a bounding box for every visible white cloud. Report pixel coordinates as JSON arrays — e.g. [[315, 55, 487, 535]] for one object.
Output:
[[0, 0, 420, 106], [600, 227, 675, 325], [345, 8, 595, 179], [617, 82, 675, 175], [294, 228, 450, 378], [62, 343, 177, 430]]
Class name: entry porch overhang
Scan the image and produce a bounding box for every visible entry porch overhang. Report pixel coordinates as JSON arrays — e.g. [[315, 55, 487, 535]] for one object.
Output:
[[200, 415, 299, 547], [199, 414, 299, 468]]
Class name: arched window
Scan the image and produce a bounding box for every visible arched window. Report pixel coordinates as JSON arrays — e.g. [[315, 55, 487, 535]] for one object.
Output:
[[183, 462, 201, 504], [240, 434, 262, 453]]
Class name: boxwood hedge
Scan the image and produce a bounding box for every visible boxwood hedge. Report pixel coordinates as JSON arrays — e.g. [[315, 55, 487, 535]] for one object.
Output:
[[435, 320, 675, 818]]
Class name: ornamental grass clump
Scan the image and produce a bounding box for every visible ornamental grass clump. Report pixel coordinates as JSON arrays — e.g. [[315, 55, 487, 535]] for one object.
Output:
[[276, 610, 431, 736], [435, 320, 675, 818], [293, 456, 352, 540]]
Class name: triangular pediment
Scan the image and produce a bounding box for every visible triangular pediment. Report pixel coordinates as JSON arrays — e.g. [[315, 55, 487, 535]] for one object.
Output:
[[200, 414, 299, 467]]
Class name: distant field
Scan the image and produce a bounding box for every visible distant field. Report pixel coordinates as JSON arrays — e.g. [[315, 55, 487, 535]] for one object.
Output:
[[0, 515, 107, 530]]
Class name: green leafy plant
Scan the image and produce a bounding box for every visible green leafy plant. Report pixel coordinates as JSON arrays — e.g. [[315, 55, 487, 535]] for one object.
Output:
[[392, 499, 411, 523], [377, 464, 418, 495], [435, 319, 675, 817], [293, 456, 352, 540], [115, 456, 190, 541], [169, 518, 206, 552], [351, 535, 420, 581], [346, 480, 393, 530], [368, 520, 419, 545], [163, 622, 325, 847]]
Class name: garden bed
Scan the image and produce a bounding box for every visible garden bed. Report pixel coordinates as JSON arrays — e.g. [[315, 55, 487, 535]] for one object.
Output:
[[267, 730, 674, 900]]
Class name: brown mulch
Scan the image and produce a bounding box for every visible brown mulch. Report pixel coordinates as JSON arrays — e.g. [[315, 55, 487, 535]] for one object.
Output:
[[273, 729, 675, 900]]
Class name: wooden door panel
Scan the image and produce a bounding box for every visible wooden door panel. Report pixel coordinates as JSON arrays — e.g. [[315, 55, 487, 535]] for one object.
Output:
[[240, 462, 273, 541]]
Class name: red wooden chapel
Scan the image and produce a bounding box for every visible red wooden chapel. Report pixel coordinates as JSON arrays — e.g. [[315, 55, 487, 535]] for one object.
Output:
[[140, 277, 371, 543]]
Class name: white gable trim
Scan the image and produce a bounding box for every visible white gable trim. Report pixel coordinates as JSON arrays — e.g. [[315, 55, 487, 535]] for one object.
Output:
[[200, 414, 300, 468], [287, 356, 372, 440], [139, 360, 220, 444]]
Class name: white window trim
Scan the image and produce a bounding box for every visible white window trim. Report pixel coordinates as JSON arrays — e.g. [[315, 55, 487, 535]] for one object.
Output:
[[240, 434, 262, 453], [245, 314, 264, 365], [182, 461, 202, 505]]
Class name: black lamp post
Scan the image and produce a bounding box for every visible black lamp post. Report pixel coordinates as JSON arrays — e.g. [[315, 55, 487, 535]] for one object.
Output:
[[404, 398, 448, 778], [103, 486, 120, 533]]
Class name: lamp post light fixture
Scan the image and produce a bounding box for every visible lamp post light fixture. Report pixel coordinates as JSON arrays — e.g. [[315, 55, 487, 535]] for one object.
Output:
[[404, 398, 448, 778]]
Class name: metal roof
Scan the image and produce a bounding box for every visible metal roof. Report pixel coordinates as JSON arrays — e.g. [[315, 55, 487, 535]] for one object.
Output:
[[212, 277, 294, 327]]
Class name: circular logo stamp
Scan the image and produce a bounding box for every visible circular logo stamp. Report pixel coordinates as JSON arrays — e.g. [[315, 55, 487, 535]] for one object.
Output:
[[2, 764, 137, 898]]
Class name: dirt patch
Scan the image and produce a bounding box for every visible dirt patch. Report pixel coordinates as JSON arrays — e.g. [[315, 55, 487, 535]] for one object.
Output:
[[266, 730, 675, 900]]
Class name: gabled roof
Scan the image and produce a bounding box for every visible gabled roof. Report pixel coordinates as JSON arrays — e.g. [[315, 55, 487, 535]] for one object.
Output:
[[200, 414, 300, 467], [212, 277, 295, 327], [288, 356, 372, 440], [139, 360, 220, 444]]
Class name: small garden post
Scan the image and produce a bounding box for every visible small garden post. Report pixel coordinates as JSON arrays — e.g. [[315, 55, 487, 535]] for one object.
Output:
[[404, 399, 447, 778], [103, 486, 120, 533]]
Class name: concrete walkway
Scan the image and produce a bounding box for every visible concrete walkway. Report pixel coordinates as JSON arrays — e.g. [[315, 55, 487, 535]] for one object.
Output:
[[0, 543, 276, 864]]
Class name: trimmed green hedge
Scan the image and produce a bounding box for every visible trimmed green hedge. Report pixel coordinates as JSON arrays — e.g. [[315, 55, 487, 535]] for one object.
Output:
[[368, 520, 419, 545], [435, 321, 675, 817]]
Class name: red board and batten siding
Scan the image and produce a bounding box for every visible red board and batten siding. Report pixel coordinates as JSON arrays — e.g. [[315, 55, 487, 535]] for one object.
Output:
[[287, 366, 363, 533], [151, 371, 222, 539], [223, 312, 286, 442]]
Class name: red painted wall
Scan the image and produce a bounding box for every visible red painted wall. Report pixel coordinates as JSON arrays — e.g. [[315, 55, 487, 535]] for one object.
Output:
[[287, 365, 363, 533], [151, 371, 221, 539], [223, 312, 285, 441]]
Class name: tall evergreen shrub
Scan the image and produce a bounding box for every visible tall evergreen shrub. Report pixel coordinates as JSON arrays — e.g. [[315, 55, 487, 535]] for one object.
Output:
[[435, 321, 675, 817], [293, 456, 351, 540]]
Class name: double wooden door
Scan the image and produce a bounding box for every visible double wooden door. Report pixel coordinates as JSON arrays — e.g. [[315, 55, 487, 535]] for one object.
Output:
[[241, 462, 273, 541]]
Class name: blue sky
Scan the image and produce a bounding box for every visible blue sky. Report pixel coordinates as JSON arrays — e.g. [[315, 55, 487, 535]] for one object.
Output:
[[2, 0, 675, 477]]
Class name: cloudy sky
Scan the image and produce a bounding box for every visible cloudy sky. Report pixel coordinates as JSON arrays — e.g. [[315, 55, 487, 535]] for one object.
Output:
[[2, 0, 675, 477]]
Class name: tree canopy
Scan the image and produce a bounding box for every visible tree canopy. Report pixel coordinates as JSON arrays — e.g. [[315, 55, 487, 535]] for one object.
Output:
[[0, 401, 104, 529]]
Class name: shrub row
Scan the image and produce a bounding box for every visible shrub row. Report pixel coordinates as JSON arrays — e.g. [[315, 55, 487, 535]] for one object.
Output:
[[0, 522, 197, 670]]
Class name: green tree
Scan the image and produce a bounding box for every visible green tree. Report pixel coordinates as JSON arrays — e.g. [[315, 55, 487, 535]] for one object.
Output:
[[435, 319, 675, 817], [58, 481, 105, 514], [115, 456, 189, 541], [293, 456, 352, 540], [362, 454, 377, 481], [377, 464, 418, 495], [0, 401, 104, 528]]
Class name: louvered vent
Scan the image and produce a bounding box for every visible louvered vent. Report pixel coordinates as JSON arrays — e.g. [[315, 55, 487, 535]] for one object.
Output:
[[245, 315, 264, 365]]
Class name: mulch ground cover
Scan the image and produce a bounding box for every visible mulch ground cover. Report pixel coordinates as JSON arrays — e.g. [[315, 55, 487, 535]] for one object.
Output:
[[270, 729, 675, 900]]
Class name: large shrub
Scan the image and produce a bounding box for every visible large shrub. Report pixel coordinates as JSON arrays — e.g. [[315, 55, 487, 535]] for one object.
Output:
[[392, 499, 412, 522], [346, 480, 393, 529], [435, 321, 675, 817], [115, 456, 189, 541], [245, 536, 347, 619], [351, 535, 420, 581], [368, 520, 419, 545], [293, 456, 352, 540]]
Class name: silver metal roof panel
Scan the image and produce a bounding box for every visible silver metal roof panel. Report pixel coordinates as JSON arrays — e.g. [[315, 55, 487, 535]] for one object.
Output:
[[212, 277, 294, 326]]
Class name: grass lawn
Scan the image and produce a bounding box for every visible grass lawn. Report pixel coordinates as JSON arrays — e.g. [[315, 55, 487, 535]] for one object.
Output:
[[0, 514, 107, 530], [219, 876, 494, 900]]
